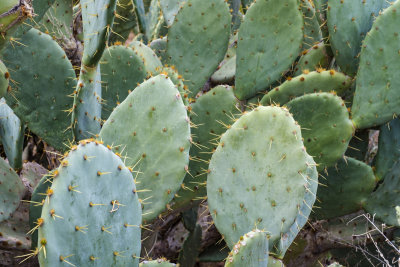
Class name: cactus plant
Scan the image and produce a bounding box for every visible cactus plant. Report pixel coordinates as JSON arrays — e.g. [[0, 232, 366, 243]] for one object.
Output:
[[1, 0, 400, 265]]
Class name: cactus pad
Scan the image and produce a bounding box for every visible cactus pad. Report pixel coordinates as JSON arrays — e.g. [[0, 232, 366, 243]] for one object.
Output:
[[365, 160, 400, 226], [38, 141, 142, 266], [100, 75, 190, 222], [351, 1, 400, 129], [327, 0, 393, 75], [100, 45, 148, 120], [375, 119, 400, 180], [286, 93, 354, 170], [3, 29, 76, 151], [73, 64, 102, 140], [167, 0, 231, 98], [80, 0, 117, 67], [160, 0, 185, 26], [235, 0, 303, 100], [225, 229, 269, 267], [261, 70, 352, 106], [314, 157, 376, 219], [172, 85, 239, 210], [294, 42, 330, 76], [130, 41, 163, 76], [207, 106, 318, 248], [0, 156, 24, 222], [0, 99, 24, 169]]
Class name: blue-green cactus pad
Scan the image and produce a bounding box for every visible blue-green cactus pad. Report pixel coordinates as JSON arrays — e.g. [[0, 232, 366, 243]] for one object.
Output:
[[167, 0, 231, 98], [38, 141, 142, 266], [225, 229, 269, 267], [100, 75, 190, 222], [207, 106, 318, 249]]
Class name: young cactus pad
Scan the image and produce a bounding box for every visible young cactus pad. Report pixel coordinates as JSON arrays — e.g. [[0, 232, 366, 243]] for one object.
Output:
[[351, 1, 400, 129], [2, 28, 76, 151], [167, 0, 231, 98], [99, 75, 191, 222], [285, 93, 354, 170], [207, 106, 318, 249], [235, 0, 303, 100], [225, 229, 269, 267], [37, 141, 142, 266], [0, 157, 25, 222]]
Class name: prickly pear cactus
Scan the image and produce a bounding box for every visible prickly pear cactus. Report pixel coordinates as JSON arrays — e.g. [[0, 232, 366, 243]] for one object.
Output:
[[167, 0, 231, 98], [327, 0, 394, 75], [80, 0, 117, 67], [100, 44, 148, 120], [235, 0, 303, 100], [351, 1, 400, 129], [172, 85, 240, 209], [313, 157, 376, 219], [207, 106, 318, 250], [38, 141, 142, 266], [3, 28, 76, 151], [285, 93, 354, 170], [225, 229, 269, 267], [100, 75, 190, 222], [294, 42, 330, 76]]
